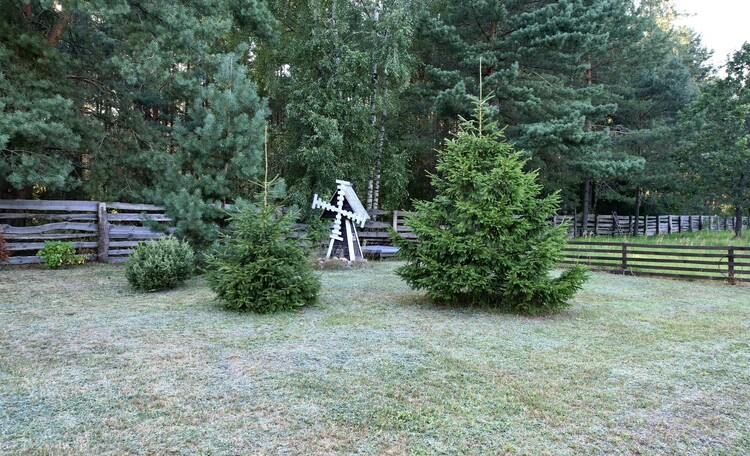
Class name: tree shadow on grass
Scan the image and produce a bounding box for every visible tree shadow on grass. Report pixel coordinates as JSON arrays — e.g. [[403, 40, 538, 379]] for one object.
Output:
[[392, 291, 580, 321]]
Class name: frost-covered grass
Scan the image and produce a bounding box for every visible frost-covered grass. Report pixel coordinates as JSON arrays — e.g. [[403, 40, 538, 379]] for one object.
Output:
[[1, 263, 749, 454]]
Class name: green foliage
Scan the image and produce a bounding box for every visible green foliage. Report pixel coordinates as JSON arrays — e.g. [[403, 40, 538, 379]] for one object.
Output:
[[393, 100, 587, 313], [163, 52, 269, 249], [264, 0, 416, 214], [681, 43, 750, 235], [36, 241, 85, 268], [206, 202, 321, 313], [125, 238, 195, 292]]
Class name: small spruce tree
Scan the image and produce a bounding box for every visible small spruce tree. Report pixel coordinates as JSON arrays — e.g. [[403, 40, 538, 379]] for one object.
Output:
[[392, 97, 587, 313], [205, 129, 320, 313]]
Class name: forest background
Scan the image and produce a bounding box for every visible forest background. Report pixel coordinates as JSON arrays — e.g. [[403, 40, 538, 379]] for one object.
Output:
[[2, 0, 749, 241]]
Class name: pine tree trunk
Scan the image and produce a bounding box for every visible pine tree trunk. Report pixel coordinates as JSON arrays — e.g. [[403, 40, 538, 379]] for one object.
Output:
[[633, 186, 642, 237], [48, 11, 72, 47], [735, 204, 743, 237], [581, 179, 591, 236], [20, 3, 33, 20], [736, 174, 747, 237]]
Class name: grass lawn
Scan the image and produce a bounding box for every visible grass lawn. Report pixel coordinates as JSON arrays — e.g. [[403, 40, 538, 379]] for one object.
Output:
[[1, 263, 749, 454], [583, 230, 750, 247]]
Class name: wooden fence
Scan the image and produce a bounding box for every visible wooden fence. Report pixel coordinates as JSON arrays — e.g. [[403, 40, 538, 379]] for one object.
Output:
[[2, 199, 745, 267], [554, 214, 749, 237], [563, 241, 750, 283], [0, 200, 169, 265]]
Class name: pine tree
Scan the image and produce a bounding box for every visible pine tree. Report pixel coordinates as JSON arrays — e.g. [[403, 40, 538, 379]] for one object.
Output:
[[0, 4, 86, 197], [164, 52, 270, 248], [682, 43, 750, 237], [393, 98, 587, 313]]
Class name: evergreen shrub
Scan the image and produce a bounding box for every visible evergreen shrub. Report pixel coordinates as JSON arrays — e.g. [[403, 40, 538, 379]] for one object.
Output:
[[37, 241, 85, 268], [392, 99, 587, 313], [125, 238, 195, 291], [206, 202, 320, 313]]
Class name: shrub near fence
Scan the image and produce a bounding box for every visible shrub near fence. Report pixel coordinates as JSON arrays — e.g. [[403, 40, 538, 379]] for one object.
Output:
[[0, 200, 169, 265]]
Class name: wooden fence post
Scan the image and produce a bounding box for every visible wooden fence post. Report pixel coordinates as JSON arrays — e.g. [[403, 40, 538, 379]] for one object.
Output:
[[688, 215, 693, 232], [728, 246, 735, 285], [392, 210, 398, 232], [698, 216, 703, 231], [594, 214, 599, 235], [668, 215, 672, 234], [97, 202, 109, 263], [678, 216, 682, 233], [643, 216, 648, 236], [621, 243, 628, 274]]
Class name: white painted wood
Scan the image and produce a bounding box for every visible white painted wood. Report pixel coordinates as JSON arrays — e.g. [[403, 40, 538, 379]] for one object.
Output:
[[345, 219, 355, 261]]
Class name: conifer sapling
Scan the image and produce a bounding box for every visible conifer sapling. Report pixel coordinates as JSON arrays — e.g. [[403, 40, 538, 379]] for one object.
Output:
[[392, 94, 587, 313]]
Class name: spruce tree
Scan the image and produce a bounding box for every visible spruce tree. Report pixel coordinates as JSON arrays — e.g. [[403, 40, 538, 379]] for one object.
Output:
[[205, 136, 320, 313], [393, 98, 587, 313]]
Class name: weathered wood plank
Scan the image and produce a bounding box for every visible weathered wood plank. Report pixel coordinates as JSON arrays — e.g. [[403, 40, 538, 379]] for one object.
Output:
[[98, 202, 109, 263], [108, 249, 133, 255], [106, 202, 165, 211], [2, 255, 42, 265], [0, 213, 97, 221], [0, 200, 98, 212], [566, 249, 732, 259], [109, 226, 165, 240], [0, 222, 98, 234], [363, 221, 391, 230], [6, 241, 98, 251], [109, 241, 144, 248], [3, 233, 95, 241], [106, 213, 171, 222]]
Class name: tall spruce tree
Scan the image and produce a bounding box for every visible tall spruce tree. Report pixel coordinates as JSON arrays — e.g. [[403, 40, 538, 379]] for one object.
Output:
[[393, 97, 587, 313]]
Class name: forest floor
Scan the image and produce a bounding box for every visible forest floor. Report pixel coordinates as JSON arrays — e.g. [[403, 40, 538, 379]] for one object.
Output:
[[1, 262, 749, 454]]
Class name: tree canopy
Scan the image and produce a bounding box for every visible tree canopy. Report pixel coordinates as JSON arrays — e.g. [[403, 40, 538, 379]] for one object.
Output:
[[2, 0, 742, 234]]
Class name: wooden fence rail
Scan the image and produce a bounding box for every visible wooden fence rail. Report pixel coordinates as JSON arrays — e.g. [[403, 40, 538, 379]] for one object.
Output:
[[563, 241, 750, 283], [0, 200, 169, 265]]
